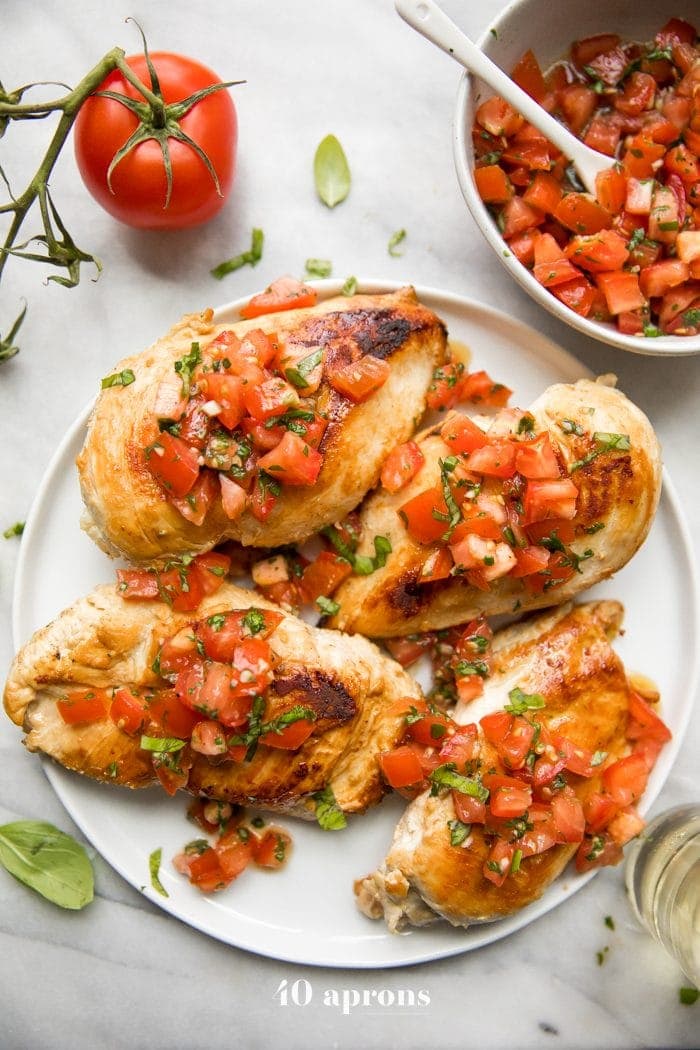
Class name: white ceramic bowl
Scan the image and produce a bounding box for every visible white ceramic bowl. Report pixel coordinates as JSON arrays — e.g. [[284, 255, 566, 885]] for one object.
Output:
[[453, 0, 700, 356]]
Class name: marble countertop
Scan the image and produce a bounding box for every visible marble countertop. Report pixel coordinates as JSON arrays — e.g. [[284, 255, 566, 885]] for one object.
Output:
[[1, 1, 698, 1047]]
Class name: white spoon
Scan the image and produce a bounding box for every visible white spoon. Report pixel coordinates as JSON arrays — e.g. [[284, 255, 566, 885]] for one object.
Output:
[[395, 0, 611, 195]]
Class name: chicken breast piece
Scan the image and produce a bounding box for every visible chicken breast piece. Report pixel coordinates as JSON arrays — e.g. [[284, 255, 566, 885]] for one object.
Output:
[[328, 379, 661, 636], [4, 583, 420, 818], [77, 288, 447, 564], [355, 600, 631, 930]]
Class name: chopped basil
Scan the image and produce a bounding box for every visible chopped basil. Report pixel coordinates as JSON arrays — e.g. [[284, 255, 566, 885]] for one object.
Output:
[[312, 786, 347, 830], [604, 915, 615, 930], [229, 702, 316, 762], [453, 659, 489, 679], [627, 227, 646, 251], [316, 595, 340, 617], [430, 723, 447, 740], [646, 45, 672, 61], [585, 522, 605, 535], [372, 534, 392, 569], [447, 819, 471, 846], [285, 347, 323, 388], [207, 613, 226, 632], [305, 258, 332, 279], [106, 761, 119, 778], [184, 839, 209, 856], [585, 835, 605, 862], [682, 308, 700, 328], [211, 227, 264, 279], [314, 134, 351, 208], [511, 848, 523, 874], [341, 275, 358, 296], [139, 735, 186, 753], [428, 764, 489, 802], [322, 525, 391, 577], [101, 368, 135, 389], [264, 408, 315, 432], [237, 827, 250, 843], [149, 847, 169, 898], [438, 457, 462, 541], [273, 835, 287, 863], [173, 342, 202, 398], [643, 324, 663, 338], [3, 521, 24, 539], [0, 820, 93, 910], [517, 414, 535, 434], [388, 228, 406, 257], [558, 418, 585, 437], [679, 987, 699, 1006], [504, 686, 545, 715], [569, 432, 631, 473], [596, 947, 609, 966], [243, 609, 267, 635]]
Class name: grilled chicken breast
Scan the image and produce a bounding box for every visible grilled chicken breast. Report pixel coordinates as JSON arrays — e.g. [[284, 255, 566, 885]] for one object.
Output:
[[328, 379, 661, 637], [355, 601, 631, 930], [77, 288, 447, 564], [4, 583, 420, 818]]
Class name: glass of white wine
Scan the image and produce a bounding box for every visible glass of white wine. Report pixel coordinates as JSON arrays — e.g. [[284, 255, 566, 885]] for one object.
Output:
[[625, 804, 700, 988]]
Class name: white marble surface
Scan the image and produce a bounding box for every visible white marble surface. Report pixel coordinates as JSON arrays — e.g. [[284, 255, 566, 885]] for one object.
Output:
[[0, 1, 698, 1046]]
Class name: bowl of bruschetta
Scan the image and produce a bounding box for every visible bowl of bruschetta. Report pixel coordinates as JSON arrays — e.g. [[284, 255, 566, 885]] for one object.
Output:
[[453, 0, 700, 356]]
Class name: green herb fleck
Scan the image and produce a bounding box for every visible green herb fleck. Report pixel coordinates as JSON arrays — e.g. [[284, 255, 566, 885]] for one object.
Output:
[[139, 736, 186, 754], [101, 368, 135, 389], [429, 764, 489, 802], [679, 987, 699, 1005], [305, 258, 332, 279], [316, 595, 340, 617], [341, 275, 358, 296], [604, 915, 615, 930], [243, 609, 266, 636], [173, 343, 202, 398], [388, 228, 407, 257], [149, 847, 169, 898], [285, 347, 323, 389], [3, 521, 24, 539], [313, 786, 347, 830], [570, 432, 631, 473], [504, 686, 545, 715], [447, 819, 471, 846], [211, 227, 264, 279]]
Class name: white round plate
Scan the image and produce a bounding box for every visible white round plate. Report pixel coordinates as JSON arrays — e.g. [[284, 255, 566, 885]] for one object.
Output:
[[11, 280, 698, 968]]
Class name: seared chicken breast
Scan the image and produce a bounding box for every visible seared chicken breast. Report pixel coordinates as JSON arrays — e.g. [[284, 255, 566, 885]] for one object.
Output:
[[328, 380, 661, 637], [4, 583, 420, 818], [355, 601, 632, 929], [77, 288, 447, 564]]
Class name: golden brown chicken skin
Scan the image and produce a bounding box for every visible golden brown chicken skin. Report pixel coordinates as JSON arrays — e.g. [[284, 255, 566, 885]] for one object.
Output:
[[77, 288, 447, 564], [355, 601, 633, 929], [328, 379, 661, 637], [4, 583, 419, 818]]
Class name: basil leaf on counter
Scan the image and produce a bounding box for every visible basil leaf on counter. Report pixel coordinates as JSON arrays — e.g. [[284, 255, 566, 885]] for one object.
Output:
[[149, 847, 169, 898], [0, 820, 93, 910], [314, 134, 351, 208], [211, 227, 264, 279], [387, 228, 406, 257]]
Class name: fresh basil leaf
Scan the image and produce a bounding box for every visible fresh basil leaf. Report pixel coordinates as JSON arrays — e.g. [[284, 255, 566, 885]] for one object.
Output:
[[316, 595, 340, 617], [139, 735, 186, 753], [149, 847, 169, 898], [313, 786, 347, 830], [305, 258, 332, 279], [0, 820, 93, 910], [314, 134, 351, 208], [387, 228, 406, 257], [101, 368, 135, 389], [504, 686, 546, 714]]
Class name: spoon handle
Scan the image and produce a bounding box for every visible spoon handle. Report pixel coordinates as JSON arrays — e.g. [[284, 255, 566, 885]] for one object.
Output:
[[394, 0, 605, 193]]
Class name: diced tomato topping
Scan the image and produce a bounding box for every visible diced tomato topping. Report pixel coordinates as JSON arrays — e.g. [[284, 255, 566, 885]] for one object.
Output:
[[399, 487, 449, 544], [244, 376, 299, 421], [404, 702, 453, 748], [602, 753, 650, 807], [300, 551, 352, 602], [466, 441, 517, 478], [523, 478, 579, 524], [239, 277, 317, 320], [57, 687, 111, 725], [452, 790, 486, 825], [380, 440, 425, 493], [110, 687, 148, 735], [326, 355, 391, 402], [384, 634, 435, 668], [145, 432, 200, 498], [116, 569, 159, 600], [381, 746, 425, 789], [252, 828, 293, 869], [475, 164, 513, 205], [170, 469, 218, 527], [257, 431, 323, 487], [626, 689, 672, 743], [260, 717, 315, 750], [483, 839, 515, 886], [202, 373, 245, 431]]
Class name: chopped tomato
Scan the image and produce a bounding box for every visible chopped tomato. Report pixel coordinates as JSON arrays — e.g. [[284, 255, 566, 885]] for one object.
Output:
[[565, 230, 629, 273], [575, 833, 623, 872], [116, 568, 159, 600], [523, 478, 578, 524], [257, 431, 322, 487], [190, 719, 228, 756], [602, 753, 650, 807], [511, 544, 550, 578], [384, 634, 434, 668], [551, 792, 586, 843], [596, 271, 647, 315], [626, 690, 672, 743], [300, 551, 352, 602], [148, 689, 201, 738], [452, 789, 486, 825], [404, 703, 453, 748], [476, 96, 523, 137], [584, 792, 619, 833], [252, 828, 292, 869], [514, 433, 560, 479], [260, 717, 314, 750], [170, 469, 218, 527], [607, 807, 645, 846], [57, 687, 111, 725], [501, 197, 545, 240], [381, 746, 425, 789], [157, 562, 206, 612], [460, 371, 512, 407], [325, 355, 391, 402], [110, 687, 148, 735], [523, 172, 563, 215], [483, 839, 515, 886], [489, 782, 532, 819], [511, 50, 547, 103], [244, 376, 299, 421], [239, 276, 317, 320], [475, 164, 513, 204], [380, 440, 425, 493], [399, 487, 449, 544], [420, 546, 454, 582], [202, 373, 245, 430], [639, 259, 689, 298], [219, 474, 247, 520], [466, 441, 517, 478], [439, 724, 478, 766], [196, 607, 283, 663], [145, 432, 200, 499], [440, 415, 488, 454]]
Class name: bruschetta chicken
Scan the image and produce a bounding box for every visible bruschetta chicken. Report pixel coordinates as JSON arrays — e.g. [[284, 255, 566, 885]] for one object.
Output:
[[327, 378, 662, 637], [355, 601, 671, 930], [3, 579, 421, 819], [77, 286, 447, 564]]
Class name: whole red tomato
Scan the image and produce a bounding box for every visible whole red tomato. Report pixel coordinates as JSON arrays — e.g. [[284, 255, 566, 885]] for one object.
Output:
[[74, 52, 238, 230]]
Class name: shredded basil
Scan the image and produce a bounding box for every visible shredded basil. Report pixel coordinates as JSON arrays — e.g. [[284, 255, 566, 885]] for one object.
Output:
[[229, 703, 316, 762], [285, 347, 323, 389], [139, 735, 186, 753], [316, 595, 340, 617], [447, 819, 471, 846], [211, 227, 264, 279], [504, 686, 546, 714], [3, 521, 24, 539], [341, 275, 358, 296], [101, 368, 135, 389], [242, 609, 267, 636], [149, 847, 169, 898], [569, 432, 631, 473], [312, 786, 347, 830], [428, 764, 489, 802], [388, 228, 406, 257], [173, 342, 202, 398], [305, 258, 332, 279]]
